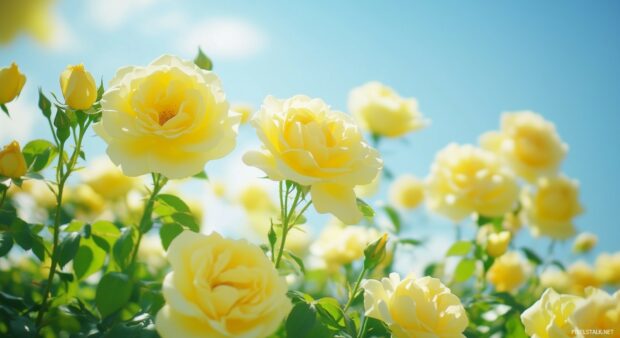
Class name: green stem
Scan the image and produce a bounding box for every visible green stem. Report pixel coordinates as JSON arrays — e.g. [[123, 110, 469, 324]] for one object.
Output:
[[274, 183, 309, 269], [343, 266, 368, 313], [357, 316, 369, 338], [0, 189, 7, 209]]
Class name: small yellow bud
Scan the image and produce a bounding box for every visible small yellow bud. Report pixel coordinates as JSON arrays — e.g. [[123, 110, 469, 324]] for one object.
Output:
[[0, 141, 27, 178], [364, 233, 388, 270], [60, 63, 97, 110], [0, 62, 26, 104], [486, 231, 511, 258], [572, 232, 597, 254]]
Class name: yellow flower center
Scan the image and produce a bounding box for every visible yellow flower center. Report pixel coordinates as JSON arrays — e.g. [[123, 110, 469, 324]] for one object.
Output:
[[158, 109, 177, 126]]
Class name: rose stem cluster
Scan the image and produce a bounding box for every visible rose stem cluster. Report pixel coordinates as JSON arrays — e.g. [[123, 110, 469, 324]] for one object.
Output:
[[273, 181, 312, 269], [35, 109, 93, 332]]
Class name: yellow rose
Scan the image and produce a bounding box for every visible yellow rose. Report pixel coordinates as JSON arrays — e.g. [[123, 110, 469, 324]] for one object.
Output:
[[95, 55, 239, 179], [0, 0, 54, 45], [570, 288, 620, 337], [237, 183, 277, 213], [487, 251, 530, 292], [389, 174, 424, 210], [595, 252, 620, 285], [69, 184, 106, 220], [521, 288, 582, 338], [426, 144, 519, 221], [231, 102, 254, 124], [0, 141, 27, 178], [540, 268, 571, 294], [156, 231, 291, 338], [0, 63, 26, 104], [354, 173, 381, 198], [60, 64, 97, 110], [521, 175, 583, 240], [572, 232, 597, 254], [312, 222, 380, 268], [243, 95, 382, 224], [486, 231, 511, 258], [81, 156, 139, 200], [362, 273, 468, 337], [567, 261, 601, 296], [480, 111, 567, 181], [348, 82, 428, 138]]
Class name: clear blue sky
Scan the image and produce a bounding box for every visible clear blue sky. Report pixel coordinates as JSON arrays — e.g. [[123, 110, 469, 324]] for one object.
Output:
[[2, 0, 619, 263]]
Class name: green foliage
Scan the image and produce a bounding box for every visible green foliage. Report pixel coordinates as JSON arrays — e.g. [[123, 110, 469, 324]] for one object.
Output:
[[96, 272, 134, 317], [194, 47, 213, 71], [446, 240, 473, 257], [356, 198, 375, 218], [22, 139, 57, 172]]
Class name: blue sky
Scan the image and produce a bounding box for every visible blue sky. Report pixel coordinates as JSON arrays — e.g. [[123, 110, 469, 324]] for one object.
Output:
[[1, 0, 619, 265]]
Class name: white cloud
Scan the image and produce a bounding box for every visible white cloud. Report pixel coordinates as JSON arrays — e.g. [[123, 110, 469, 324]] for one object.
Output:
[[88, 0, 158, 30], [180, 17, 267, 60], [0, 95, 37, 144]]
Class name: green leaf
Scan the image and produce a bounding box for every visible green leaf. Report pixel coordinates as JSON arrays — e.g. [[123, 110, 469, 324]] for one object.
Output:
[[171, 212, 199, 232], [194, 47, 213, 70], [74, 238, 106, 280], [156, 194, 190, 213], [521, 247, 542, 265], [22, 139, 57, 172], [453, 258, 476, 283], [383, 206, 401, 233], [285, 250, 306, 274], [11, 218, 32, 250], [398, 238, 423, 246], [96, 272, 134, 317], [159, 223, 184, 250], [192, 170, 209, 180], [446, 240, 473, 257], [0, 232, 14, 256], [91, 221, 121, 251], [58, 232, 81, 268], [54, 108, 71, 142], [0, 104, 8, 117], [505, 312, 528, 338], [356, 198, 375, 218], [286, 302, 317, 338], [113, 228, 134, 269], [38, 89, 52, 119]]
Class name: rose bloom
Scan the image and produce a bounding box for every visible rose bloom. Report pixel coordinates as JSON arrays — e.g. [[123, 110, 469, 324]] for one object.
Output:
[[156, 231, 291, 338], [521, 175, 583, 240], [521, 288, 582, 338], [80, 156, 139, 201], [487, 251, 531, 292], [243, 95, 382, 224], [354, 173, 381, 198], [567, 261, 601, 296], [389, 174, 425, 210], [570, 288, 620, 337], [540, 268, 571, 294], [362, 273, 468, 338], [480, 111, 567, 182], [0, 141, 27, 178], [348, 82, 428, 138], [0, 63, 26, 104], [231, 102, 254, 124], [426, 144, 519, 221], [312, 221, 380, 269], [595, 252, 620, 285], [572, 232, 597, 254], [485, 231, 511, 258], [60, 64, 97, 110], [95, 55, 239, 179]]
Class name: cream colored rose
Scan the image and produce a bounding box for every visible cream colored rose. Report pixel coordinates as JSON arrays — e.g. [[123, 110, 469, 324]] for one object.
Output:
[[480, 111, 567, 181], [81, 156, 139, 201], [426, 144, 519, 221], [487, 251, 530, 292], [567, 261, 601, 296], [570, 288, 620, 337], [485, 231, 511, 258], [572, 232, 597, 254], [521, 288, 582, 338], [355, 173, 381, 198], [595, 252, 620, 285], [243, 95, 382, 224], [94, 55, 239, 179], [540, 269, 571, 294], [231, 102, 254, 124], [237, 183, 277, 213], [521, 175, 583, 240], [156, 231, 291, 338], [389, 175, 424, 210], [362, 273, 468, 338], [312, 222, 380, 268], [348, 82, 428, 138]]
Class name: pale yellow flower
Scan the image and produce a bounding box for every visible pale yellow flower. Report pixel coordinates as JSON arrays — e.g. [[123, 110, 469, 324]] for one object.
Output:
[[354, 173, 381, 198], [69, 184, 106, 220], [595, 252, 620, 285], [521, 175, 583, 240], [231, 102, 254, 124], [567, 261, 601, 296], [572, 232, 597, 254], [348, 82, 428, 138], [0, 141, 27, 178], [521, 288, 582, 338], [362, 273, 468, 338], [237, 183, 277, 213], [0, 0, 54, 45], [570, 288, 620, 337], [95, 55, 239, 179], [156, 231, 291, 338], [0, 63, 26, 104], [313, 222, 379, 268], [243, 95, 382, 224], [487, 251, 530, 292], [389, 174, 424, 210], [486, 231, 511, 258], [81, 156, 139, 201], [426, 144, 519, 221], [480, 111, 567, 182], [540, 269, 571, 294], [209, 180, 227, 198], [60, 64, 97, 110], [15, 179, 59, 208]]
